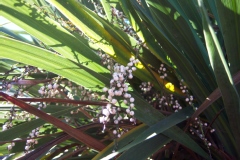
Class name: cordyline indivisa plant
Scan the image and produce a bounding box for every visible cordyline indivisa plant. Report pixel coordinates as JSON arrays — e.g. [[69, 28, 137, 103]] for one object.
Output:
[[0, 0, 240, 160]]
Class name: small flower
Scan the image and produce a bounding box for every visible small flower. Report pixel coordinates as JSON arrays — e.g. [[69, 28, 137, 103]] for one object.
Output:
[[7, 144, 12, 151], [114, 119, 119, 124], [111, 99, 117, 104], [2, 124, 7, 131], [113, 130, 117, 134], [53, 83, 59, 89], [103, 87, 108, 92], [129, 111, 134, 116], [38, 90, 44, 95], [7, 84, 12, 89], [130, 103, 134, 108], [130, 97, 135, 102], [25, 145, 30, 151], [102, 109, 110, 117], [99, 117, 104, 123], [48, 84, 52, 89], [128, 74, 133, 79], [130, 118, 135, 122]]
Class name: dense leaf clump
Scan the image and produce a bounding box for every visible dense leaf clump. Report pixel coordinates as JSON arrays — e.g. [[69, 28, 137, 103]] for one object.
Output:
[[0, 0, 240, 159]]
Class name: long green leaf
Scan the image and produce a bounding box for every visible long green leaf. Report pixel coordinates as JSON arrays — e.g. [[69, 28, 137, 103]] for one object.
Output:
[[132, 107, 193, 143], [117, 134, 170, 160], [214, 0, 240, 75], [93, 124, 149, 160], [0, 36, 109, 90], [120, 0, 171, 67], [199, 0, 240, 158], [1, 1, 108, 74]]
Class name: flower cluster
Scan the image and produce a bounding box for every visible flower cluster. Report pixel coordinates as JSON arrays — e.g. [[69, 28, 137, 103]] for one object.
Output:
[[98, 50, 114, 71], [99, 57, 139, 134], [180, 82, 215, 149], [179, 80, 195, 107], [189, 119, 215, 147], [139, 81, 183, 112], [93, 2, 104, 16], [2, 65, 37, 92], [139, 82, 152, 93], [7, 142, 15, 151], [2, 122, 12, 131], [158, 63, 167, 79], [158, 94, 182, 112], [24, 127, 41, 152], [110, 6, 124, 21], [2, 109, 35, 133], [38, 82, 60, 98]]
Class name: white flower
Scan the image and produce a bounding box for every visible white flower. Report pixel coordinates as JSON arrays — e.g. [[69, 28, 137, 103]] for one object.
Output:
[[113, 130, 117, 134], [110, 108, 116, 114], [130, 118, 135, 122], [113, 75, 119, 81], [103, 87, 108, 92], [130, 57, 135, 61], [106, 103, 111, 109], [101, 95, 106, 100], [38, 90, 44, 95], [7, 145, 12, 150], [53, 83, 59, 89], [128, 62, 133, 67], [2, 124, 7, 131], [130, 103, 134, 108], [118, 116, 122, 121], [132, 67, 136, 71], [102, 109, 110, 117], [99, 116, 105, 123], [128, 74, 133, 79], [114, 119, 119, 124], [7, 84, 12, 89], [111, 99, 117, 104], [117, 83, 121, 87], [108, 89, 113, 95], [123, 99, 128, 104], [25, 145, 30, 151], [48, 84, 52, 89], [130, 97, 135, 102], [130, 111, 135, 116]]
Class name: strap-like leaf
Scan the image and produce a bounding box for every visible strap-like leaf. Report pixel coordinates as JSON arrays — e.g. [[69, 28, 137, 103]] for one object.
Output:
[[199, 0, 240, 157], [0, 36, 109, 90]]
